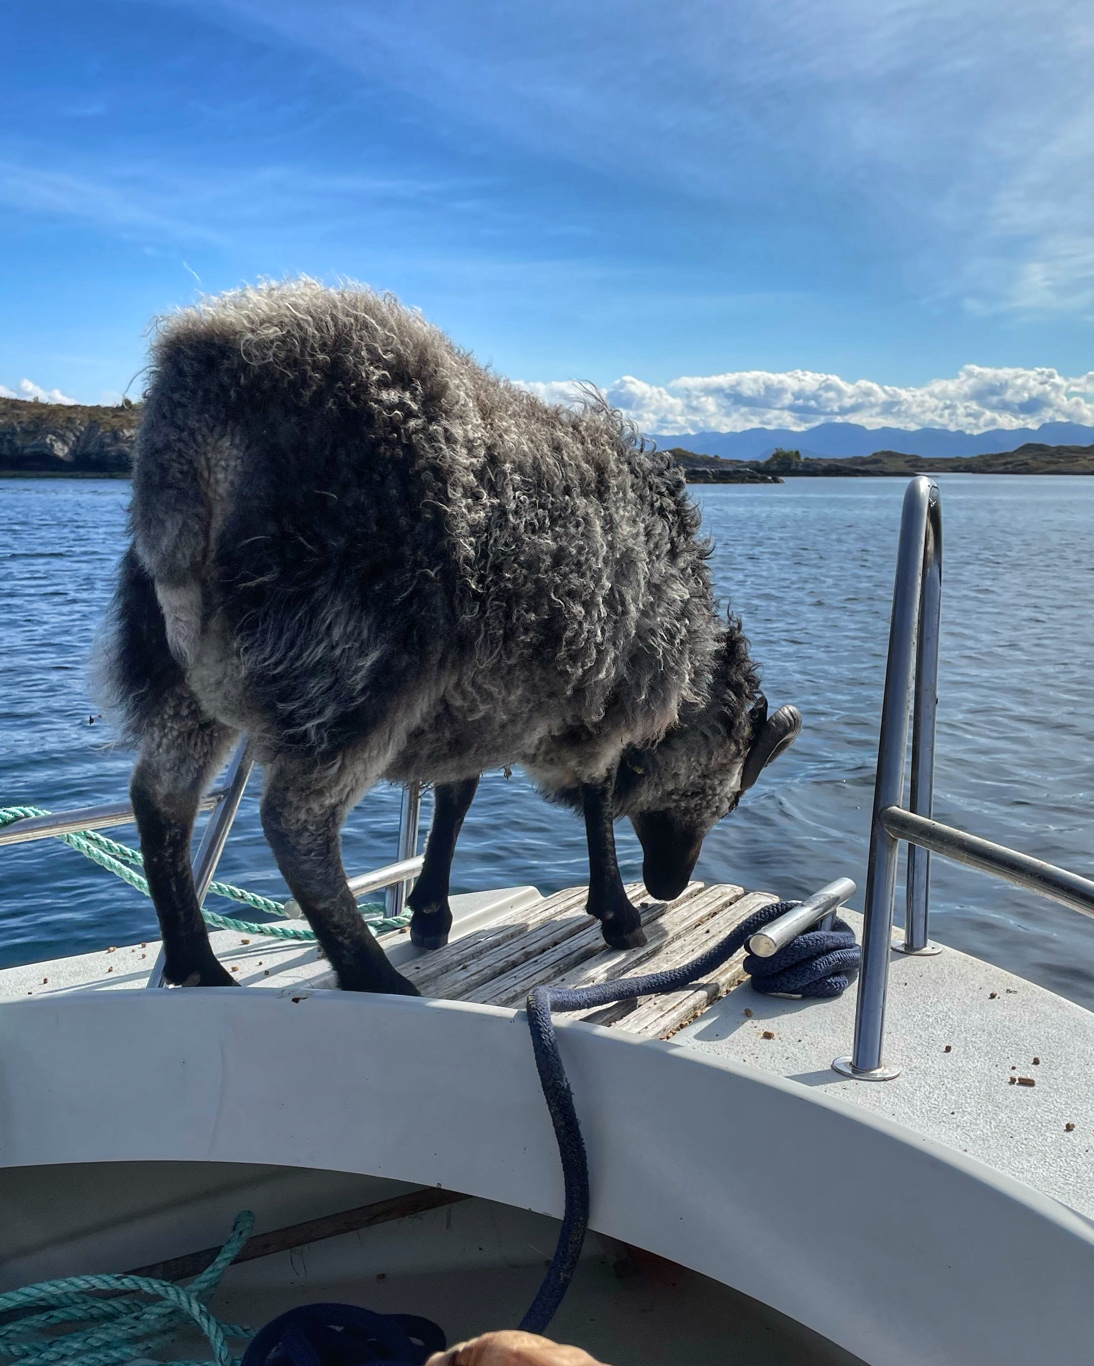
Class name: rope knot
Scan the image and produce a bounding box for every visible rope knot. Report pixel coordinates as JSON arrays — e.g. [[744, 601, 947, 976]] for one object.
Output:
[[743, 902, 860, 998]]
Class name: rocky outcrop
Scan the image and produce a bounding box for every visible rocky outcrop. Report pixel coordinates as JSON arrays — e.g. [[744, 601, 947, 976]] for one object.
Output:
[[0, 398, 137, 475], [661, 447, 783, 483]]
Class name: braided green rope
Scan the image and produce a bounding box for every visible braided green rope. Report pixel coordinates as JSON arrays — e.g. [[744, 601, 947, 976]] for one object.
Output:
[[0, 1211, 255, 1365], [0, 807, 412, 939]]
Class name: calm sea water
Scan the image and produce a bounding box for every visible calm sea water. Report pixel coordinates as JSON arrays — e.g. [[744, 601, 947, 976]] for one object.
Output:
[[1, 476, 1092, 1006]]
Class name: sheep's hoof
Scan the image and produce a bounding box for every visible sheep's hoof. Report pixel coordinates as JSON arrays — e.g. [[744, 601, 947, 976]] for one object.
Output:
[[337, 966, 421, 996], [408, 902, 453, 951], [602, 924, 647, 951], [379, 972, 421, 997], [172, 958, 235, 988], [410, 928, 450, 950]]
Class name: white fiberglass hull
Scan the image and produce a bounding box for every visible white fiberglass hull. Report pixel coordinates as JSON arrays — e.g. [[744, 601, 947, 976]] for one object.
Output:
[[2, 981, 1093, 1366]]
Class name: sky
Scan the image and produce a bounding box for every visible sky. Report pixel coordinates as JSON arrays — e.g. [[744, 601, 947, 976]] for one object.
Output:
[[2, 0, 1093, 433]]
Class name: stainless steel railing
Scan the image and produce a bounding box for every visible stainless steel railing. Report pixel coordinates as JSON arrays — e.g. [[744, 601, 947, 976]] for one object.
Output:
[[1, 737, 424, 982], [0, 792, 231, 847], [386, 781, 423, 918], [833, 476, 1094, 1081]]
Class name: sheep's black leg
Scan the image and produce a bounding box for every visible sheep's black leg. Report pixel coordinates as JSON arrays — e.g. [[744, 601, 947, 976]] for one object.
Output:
[[261, 758, 419, 995], [581, 780, 647, 950], [407, 775, 480, 950], [131, 691, 237, 987]]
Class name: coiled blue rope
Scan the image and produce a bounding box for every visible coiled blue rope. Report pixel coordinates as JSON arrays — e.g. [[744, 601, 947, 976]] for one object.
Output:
[[743, 916, 860, 998], [240, 1305, 445, 1366], [519, 898, 860, 1333]]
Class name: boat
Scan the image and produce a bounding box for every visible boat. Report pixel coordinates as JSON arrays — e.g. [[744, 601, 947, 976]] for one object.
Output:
[[2, 475, 1093, 1365]]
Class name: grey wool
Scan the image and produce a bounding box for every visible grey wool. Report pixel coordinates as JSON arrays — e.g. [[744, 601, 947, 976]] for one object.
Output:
[[103, 279, 795, 993]]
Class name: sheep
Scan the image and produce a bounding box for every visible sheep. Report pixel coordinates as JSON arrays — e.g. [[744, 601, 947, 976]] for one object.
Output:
[[103, 279, 800, 995]]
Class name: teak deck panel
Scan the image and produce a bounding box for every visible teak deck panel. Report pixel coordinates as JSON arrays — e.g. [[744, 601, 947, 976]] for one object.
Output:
[[404, 882, 777, 1040]]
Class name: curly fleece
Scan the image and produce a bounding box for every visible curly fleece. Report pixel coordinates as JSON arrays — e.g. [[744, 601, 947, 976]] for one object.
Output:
[[104, 278, 761, 826]]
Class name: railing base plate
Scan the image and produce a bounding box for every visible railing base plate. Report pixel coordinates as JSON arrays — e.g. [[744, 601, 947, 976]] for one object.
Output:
[[832, 1056, 901, 1082], [892, 940, 943, 957]]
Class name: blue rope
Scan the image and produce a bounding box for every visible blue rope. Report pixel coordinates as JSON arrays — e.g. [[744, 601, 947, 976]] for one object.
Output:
[[519, 899, 859, 1333], [744, 920, 860, 998], [240, 1305, 445, 1366]]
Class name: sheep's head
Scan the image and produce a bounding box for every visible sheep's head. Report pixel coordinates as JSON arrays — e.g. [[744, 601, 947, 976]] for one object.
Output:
[[617, 645, 801, 902]]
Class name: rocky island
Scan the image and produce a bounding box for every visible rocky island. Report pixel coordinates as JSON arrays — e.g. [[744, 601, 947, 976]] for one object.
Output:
[[705, 443, 1094, 479], [0, 397, 137, 476], [0, 403, 786, 481], [660, 447, 783, 483]]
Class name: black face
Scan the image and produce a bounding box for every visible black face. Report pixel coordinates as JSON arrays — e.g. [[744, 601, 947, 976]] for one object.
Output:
[[627, 703, 802, 902], [630, 808, 709, 902]]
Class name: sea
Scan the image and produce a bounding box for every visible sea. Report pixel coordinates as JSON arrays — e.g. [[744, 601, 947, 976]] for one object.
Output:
[[1, 475, 1092, 1006]]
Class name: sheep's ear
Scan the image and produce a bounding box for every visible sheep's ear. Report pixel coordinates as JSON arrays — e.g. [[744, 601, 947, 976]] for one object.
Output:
[[740, 703, 802, 792]]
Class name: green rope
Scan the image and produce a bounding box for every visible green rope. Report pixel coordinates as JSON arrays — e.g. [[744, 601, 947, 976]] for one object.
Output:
[[0, 807, 412, 939], [0, 1211, 255, 1365]]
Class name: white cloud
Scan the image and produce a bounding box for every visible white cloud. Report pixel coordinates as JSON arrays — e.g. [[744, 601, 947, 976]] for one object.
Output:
[[0, 378, 78, 405], [520, 365, 1094, 435]]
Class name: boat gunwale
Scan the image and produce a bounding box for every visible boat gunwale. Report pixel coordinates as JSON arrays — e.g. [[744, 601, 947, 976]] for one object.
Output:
[[2, 986, 1094, 1366]]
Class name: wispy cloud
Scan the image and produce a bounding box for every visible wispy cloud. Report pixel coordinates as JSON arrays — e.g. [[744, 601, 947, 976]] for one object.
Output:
[[183, 0, 1094, 316], [522, 365, 1094, 434], [0, 158, 227, 245], [0, 378, 78, 404], [6, 0, 1093, 401], [0, 149, 474, 252]]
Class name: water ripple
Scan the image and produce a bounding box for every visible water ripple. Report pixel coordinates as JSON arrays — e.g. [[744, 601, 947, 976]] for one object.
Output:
[[1, 475, 1092, 1007]]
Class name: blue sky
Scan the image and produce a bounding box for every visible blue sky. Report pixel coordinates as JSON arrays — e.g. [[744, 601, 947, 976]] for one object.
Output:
[[2, 0, 1093, 431]]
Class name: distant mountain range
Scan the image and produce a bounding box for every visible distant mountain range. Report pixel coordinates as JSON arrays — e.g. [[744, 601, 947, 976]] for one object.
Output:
[[648, 421, 1094, 461]]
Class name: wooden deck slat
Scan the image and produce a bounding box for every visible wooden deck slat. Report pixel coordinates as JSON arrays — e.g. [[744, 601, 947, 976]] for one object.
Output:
[[552, 883, 746, 988], [401, 886, 593, 995], [403, 883, 690, 998], [613, 890, 779, 1037], [464, 884, 708, 1008], [413, 881, 776, 1039], [548, 884, 747, 1004], [568, 883, 753, 1028]]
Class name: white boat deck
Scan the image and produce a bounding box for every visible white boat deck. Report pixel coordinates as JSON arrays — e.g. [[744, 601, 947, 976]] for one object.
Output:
[[3, 880, 1094, 1221], [680, 910, 1094, 1223]]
